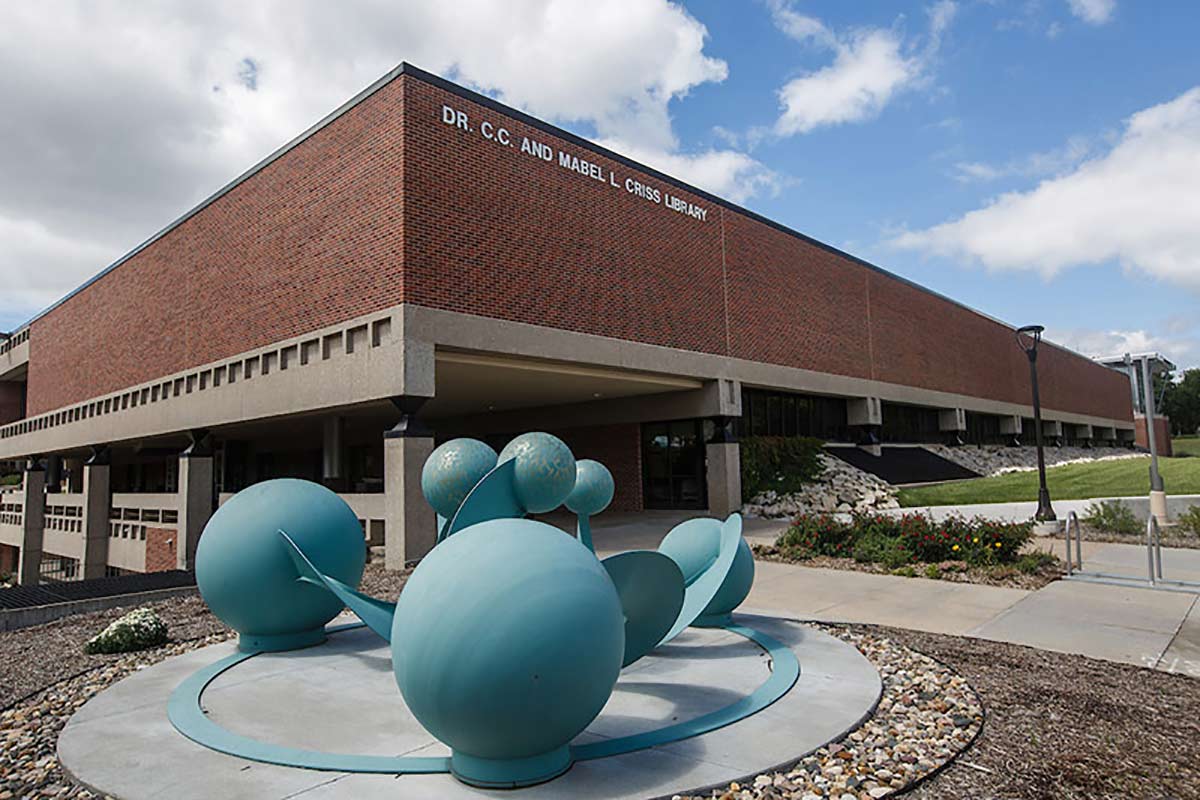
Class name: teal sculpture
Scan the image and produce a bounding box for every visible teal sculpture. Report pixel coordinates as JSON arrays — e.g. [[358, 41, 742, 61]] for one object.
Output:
[[194, 479, 366, 652], [422, 438, 498, 541], [498, 432, 577, 513], [392, 518, 625, 787], [175, 430, 776, 789], [564, 459, 614, 551]]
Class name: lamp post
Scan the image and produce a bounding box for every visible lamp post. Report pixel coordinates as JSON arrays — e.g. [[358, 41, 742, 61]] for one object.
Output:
[[1017, 325, 1055, 523]]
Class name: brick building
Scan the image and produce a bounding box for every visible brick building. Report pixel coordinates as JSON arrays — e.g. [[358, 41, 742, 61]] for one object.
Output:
[[0, 64, 1134, 584]]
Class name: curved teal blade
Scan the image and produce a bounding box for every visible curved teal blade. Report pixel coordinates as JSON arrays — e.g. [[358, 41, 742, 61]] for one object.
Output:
[[658, 514, 743, 645], [278, 530, 395, 642], [446, 458, 524, 537], [577, 515, 594, 553], [601, 550, 685, 667]]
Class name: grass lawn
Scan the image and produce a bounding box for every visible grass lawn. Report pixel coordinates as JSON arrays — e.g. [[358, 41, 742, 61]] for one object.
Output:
[[898, 455, 1200, 506], [1174, 435, 1200, 457]]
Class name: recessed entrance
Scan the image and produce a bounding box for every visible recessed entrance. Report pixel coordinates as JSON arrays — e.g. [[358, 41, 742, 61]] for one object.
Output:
[[641, 420, 706, 510]]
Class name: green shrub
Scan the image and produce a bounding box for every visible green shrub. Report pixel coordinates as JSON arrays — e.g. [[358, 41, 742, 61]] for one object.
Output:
[[0, 473, 19, 486], [1176, 505, 1200, 537], [924, 564, 942, 579], [1083, 500, 1140, 535], [84, 608, 168, 655], [740, 436, 824, 502], [779, 512, 854, 558], [1015, 551, 1059, 574], [892, 566, 917, 577]]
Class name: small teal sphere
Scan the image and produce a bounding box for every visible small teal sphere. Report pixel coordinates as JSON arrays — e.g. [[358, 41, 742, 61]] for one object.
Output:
[[392, 519, 624, 762], [564, 460, 615, 516], [498, 432, 577, 513], [195, 479, 366, 649], [658, 517, 754, 616], [421, 438, 499, 518]]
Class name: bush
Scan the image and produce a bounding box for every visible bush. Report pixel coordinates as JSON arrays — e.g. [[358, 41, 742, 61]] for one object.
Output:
[[84, 608, 168, 655], [1015, 551, 1059, 574], [1083, 500, 1140, 535], [924, 564, 942, 579], [892, 566, 917, 577], [1176, 505, 1200, 537], [0, 473, 20, 486], [740, 436, 824, 502], [779, 511, 1033, 568]]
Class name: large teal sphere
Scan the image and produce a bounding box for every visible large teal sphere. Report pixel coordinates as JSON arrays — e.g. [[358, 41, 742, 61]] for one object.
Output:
[[195, 479, 366, 651], [658, 518, 754, 617], [497, 432, 577, 513], [421, 438, 499, 518], [392, 518, 624, 765], [564, 459, 615, 516]]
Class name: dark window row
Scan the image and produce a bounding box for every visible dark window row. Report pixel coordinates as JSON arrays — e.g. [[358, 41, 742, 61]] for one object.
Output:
[[738, 389, 849, 442]]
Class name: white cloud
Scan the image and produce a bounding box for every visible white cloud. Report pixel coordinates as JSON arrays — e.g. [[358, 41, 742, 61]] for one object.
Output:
[[768, 1, 956, 137], [596, 139, 784, 204], [951, 135, 1093, 183], [1047, 327, 1197, 370], [892, 87, 1200, 290], [0, 1, 772, 327], [1066, 0, 1116, 25]]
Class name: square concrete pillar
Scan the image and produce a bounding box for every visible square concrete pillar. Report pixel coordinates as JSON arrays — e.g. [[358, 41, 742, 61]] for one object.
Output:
[[938, 408, 966, 433], [1043, 420, 1064, 439], [384, 435, 435, 569], [705, 442, 741, 518], [999, 415, 1022, 436], [178, 454, 214, 571], [16, 467, 45, 585], [81, 462, 111, 580]]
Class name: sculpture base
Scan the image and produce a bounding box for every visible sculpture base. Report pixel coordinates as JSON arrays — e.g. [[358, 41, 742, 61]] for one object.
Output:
[[237, 627, 326, 653], [450, 746, 572, 788]]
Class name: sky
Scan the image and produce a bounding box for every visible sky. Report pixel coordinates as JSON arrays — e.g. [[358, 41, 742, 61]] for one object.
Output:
[[1, 0, 1197, 369]]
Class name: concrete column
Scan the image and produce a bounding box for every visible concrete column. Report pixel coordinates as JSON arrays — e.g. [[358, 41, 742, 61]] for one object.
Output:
[[80, 458, 111, 580], [705, 416, 741, 518], [848, 397, 882, 455], [999, 415, 1022, 446], [178, 454, 214, 571], [938, 408, 966, 445], [16, 465, 45, 585], [1043, 420, 1064, 445], [384, 397, 435, 569]]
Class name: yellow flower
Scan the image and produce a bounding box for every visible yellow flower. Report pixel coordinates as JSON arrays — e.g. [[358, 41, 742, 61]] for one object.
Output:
[[973, 537, 979, 544], [952, 544, 960, 551], [994, 542, 1002, 548]]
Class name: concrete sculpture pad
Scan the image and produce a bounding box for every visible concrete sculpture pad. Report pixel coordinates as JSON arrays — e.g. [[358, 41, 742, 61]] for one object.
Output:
[[59, 615, 881, 800]]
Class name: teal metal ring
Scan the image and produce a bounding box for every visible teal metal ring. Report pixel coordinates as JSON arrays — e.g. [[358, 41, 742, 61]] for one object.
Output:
[[167, 620, 801, 775]]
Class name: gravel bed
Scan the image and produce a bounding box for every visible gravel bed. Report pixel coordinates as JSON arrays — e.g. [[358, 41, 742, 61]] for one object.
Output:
[[678, 624, 983, 800], [752, 547, 1062, 590]]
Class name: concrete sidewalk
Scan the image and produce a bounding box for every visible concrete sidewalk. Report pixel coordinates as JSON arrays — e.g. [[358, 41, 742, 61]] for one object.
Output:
[[581, 512, 1200, 677]]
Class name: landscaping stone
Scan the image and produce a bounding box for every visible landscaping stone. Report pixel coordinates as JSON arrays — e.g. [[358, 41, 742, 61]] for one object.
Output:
[[745, 454, 901, 519], [923, 444, 1142, 478]]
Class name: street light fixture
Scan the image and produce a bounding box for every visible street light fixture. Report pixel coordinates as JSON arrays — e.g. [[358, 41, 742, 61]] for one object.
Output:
[[1016, 325, 1056, 523]]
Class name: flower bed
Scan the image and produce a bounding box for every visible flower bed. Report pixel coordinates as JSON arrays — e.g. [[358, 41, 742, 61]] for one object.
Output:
[[756, 512, 1061, 589]]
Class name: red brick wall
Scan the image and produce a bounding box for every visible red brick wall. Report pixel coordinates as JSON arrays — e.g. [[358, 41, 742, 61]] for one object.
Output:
[[552, 424, 642, 513], [0, 382, 23, 425], [24, 68, 1132, 426], [145, 527, 177, 572], [26, 79, 409, 416], [1135, 416, 1173, 457], [0, 544, 16, 575]]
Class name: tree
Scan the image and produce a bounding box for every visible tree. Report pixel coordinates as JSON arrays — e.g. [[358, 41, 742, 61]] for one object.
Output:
[[1163, 369, 1200, 436]]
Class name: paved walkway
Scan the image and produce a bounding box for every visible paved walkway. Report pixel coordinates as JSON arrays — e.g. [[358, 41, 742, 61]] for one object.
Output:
[[574, 511, 1200, 678]]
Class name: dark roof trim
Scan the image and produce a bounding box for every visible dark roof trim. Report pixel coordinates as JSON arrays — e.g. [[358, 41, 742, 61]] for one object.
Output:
[[18, 61, 1092, 364]]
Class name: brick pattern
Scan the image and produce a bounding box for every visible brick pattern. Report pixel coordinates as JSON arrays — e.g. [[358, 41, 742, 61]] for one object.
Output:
[[144, 527, 177, 573], [1135, 416, 1173, 457], [0, 382, 23, 426], [27, 80, 409, 415], [24, 70, 1131, 426], [552, 423, 642, 513], [0, 544, 16, 575]]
